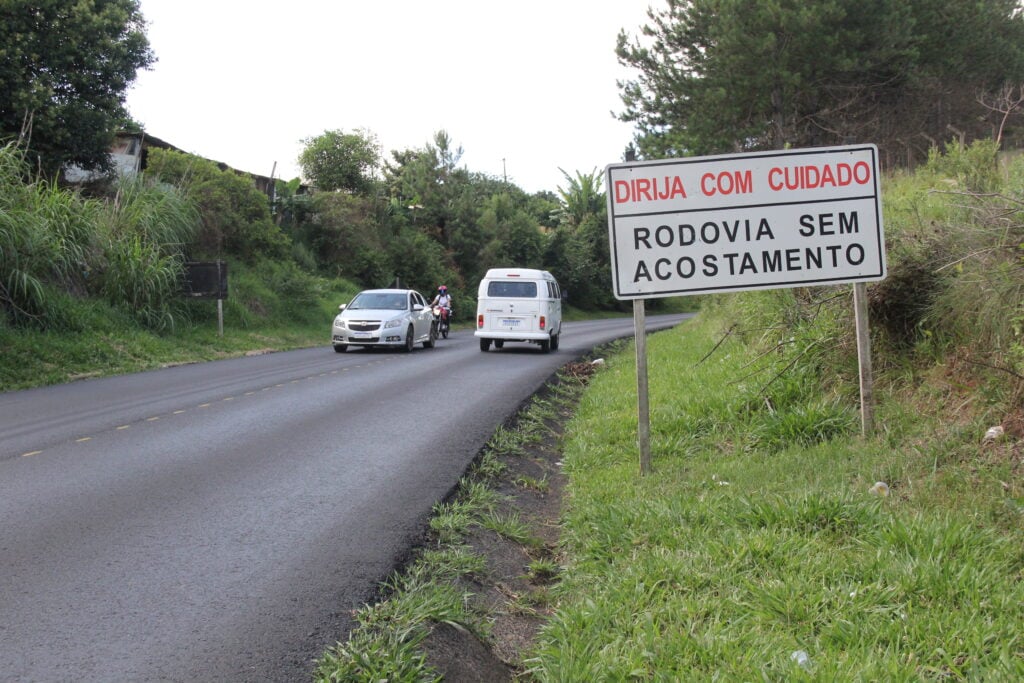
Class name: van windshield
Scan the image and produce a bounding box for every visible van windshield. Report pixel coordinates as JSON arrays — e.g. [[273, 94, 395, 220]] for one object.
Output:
[[487, 281, 537, 298]]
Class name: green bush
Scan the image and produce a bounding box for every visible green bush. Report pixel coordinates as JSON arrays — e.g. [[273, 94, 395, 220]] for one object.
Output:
[[868, 239, 949, 348], [922, 139, 1002, 194], [915, 143, 1024, 355], [302, 192, 390, 284], [144, 148, 290, 261], [713, 140, 1024, 394]]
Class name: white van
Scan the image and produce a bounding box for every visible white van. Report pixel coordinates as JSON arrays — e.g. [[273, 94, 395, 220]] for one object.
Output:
[[475, 268, 562, 352]]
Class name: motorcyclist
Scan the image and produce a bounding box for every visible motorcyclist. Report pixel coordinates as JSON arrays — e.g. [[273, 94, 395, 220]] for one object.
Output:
[[430, 285, 453, 326]]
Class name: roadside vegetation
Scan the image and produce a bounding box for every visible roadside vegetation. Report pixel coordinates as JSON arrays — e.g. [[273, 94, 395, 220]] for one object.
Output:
[[0, 129, 658, 391], [313, 144, 1024, 680], [0, 142, 361, 390], [314, 362, 595, 681], [4, 1, 1024, 680]]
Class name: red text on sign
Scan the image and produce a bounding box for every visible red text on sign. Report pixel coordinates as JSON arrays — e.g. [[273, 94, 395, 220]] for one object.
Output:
[[614, 176, 688, 204], [767, 161, 871, 191], [700, 170, 753, 196]]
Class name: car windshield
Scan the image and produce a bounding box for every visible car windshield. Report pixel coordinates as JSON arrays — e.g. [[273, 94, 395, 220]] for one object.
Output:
[[348, 293, 407, 311]]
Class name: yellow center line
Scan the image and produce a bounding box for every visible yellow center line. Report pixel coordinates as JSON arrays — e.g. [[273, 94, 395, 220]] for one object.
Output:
[[173, 410, 186, 414], [116, 425, 130, 430], [244, 391, 255, 396], [223, 396, 234, 401], [198, 403, 211, 408], [147, 417, 160, 422], [76, 437, 92, 443], [21, 450, 42, 457]]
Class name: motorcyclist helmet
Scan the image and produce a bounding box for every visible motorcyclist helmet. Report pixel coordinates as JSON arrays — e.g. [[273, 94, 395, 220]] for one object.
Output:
[[438, 285, 447, 293]]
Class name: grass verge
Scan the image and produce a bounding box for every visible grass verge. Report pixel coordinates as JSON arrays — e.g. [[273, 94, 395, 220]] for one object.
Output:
[[0, 276, 358, 391], [0, 317, 329, 390], [313, 360, 600, 681], [526, 313, 1024, 680], [314, 308, 1023, 681]]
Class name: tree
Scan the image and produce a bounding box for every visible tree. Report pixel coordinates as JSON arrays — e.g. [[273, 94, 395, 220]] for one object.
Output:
[[298, 128, 381, 195], [384, 226, 458, 295], [0, 0, 153, 176], [548, 169, 613, 309], [477, 193, 543, 270], [554, 168, 604, 228], [383, 130, 466, 243], [525, 190, 561, 232], [302, 192, 389, 284], [616, 0, 1024, 163]]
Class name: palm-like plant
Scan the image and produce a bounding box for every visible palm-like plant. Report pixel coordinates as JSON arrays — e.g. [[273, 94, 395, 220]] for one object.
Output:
[[555, 168, 604, 228]]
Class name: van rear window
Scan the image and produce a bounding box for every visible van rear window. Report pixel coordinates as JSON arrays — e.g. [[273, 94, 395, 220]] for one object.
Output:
[[487, 281, 538, 298]]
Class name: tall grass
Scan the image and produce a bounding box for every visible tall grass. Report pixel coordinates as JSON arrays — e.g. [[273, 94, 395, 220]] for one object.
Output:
[[0, 143, 99, 325], [522, 142, 1024, 680], [876, 142, 1024, 369], [526, 314, 1024, 680], [0, 143, 202, 331], [105, 174, 198, 248], [97, 176, 198, 330]]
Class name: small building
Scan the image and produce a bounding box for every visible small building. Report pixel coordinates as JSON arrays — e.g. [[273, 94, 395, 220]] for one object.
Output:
[[64, 131, 284, 201]]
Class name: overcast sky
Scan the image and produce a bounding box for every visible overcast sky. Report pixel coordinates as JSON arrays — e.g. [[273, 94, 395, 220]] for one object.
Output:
[[125, 0, 655, 195]]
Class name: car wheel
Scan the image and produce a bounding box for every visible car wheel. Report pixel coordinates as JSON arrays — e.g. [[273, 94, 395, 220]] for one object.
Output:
[[550, 333, 559, 351], [494, 340, 504, 349], [333, 344, 347, 353], [479, 338, 491, 352], [540, 338, 551, 353], [424, 325, 436, 349], [441, 324, 449, 339], [404, 325, 415, 352]]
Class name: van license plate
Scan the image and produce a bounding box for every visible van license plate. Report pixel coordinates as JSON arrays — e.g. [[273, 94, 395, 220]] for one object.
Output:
[[501, 318, 521, 327]]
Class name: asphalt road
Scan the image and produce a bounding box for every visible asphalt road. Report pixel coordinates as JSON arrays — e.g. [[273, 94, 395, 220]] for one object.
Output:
[[0, 313, 692, 682]]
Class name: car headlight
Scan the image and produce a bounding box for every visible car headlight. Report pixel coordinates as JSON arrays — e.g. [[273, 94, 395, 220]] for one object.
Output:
[[334, 316, 346, 328], [384, 318, 403, 329]]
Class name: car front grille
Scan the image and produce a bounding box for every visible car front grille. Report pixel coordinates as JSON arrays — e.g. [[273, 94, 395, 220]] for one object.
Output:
[[348, 321, 381, 332]]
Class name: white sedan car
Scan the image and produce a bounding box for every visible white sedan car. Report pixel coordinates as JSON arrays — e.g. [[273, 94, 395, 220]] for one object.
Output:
[[331, 289, 436, 353]]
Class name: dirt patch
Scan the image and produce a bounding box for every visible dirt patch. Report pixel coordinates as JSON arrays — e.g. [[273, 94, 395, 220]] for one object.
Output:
[[419, 360, 600, 681]]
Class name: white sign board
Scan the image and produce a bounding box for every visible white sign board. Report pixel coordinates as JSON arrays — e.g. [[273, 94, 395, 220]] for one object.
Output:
[[606, 145, 886, 299]]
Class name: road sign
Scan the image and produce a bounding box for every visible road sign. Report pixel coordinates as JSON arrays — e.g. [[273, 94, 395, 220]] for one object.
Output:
[[183, 261, 228, 300], [606, 145, 886, 299]]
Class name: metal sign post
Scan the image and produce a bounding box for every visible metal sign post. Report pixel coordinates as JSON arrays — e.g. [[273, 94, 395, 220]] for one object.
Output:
[[853, 282, 874, 436], [183, 261, 229, 337], [633, 299, 652, 474]]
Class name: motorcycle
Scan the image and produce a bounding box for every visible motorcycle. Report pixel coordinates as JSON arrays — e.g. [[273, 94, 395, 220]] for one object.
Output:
[[431, 305, 451, 339]]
